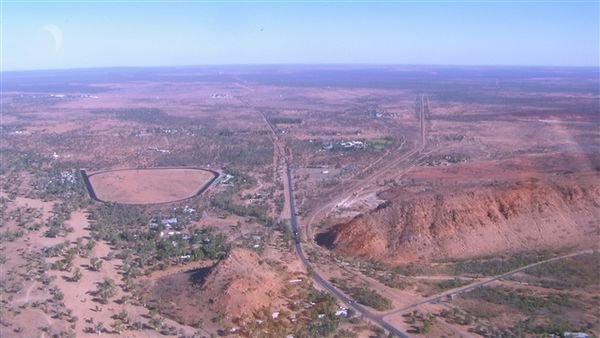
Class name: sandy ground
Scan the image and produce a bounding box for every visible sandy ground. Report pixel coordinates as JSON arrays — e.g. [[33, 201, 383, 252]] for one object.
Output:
[[88, 168, 215, 204], [2, 196, 203, 337]]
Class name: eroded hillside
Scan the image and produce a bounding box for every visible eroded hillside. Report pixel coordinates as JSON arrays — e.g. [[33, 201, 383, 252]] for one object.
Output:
[[319, 173, 600, 262], [146, 249, 290, 326]]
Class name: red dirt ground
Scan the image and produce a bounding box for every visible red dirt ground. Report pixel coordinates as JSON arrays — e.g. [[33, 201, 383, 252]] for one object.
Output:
[[88, 168, 215, 204]]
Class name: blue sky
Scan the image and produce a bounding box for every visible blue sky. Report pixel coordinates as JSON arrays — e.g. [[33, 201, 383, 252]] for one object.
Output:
[[2, 1, 598, 71]]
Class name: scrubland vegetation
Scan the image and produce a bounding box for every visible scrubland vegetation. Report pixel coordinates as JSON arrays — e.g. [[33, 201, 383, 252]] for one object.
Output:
[[2, 65, 598, 337], [330, 277, 392, 311]]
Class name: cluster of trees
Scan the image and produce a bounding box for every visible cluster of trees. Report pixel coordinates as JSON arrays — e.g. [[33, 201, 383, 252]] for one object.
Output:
[[88, 203, 149, 245], [358, 261, 416, 289], [212, 191, 268, 221], [420, 153, 470, 166], [435, 278, 469, 291], [370, 327, 398, 338], [44, 238, 96, 278], [187, 134, 273, 169], [212, 189, 291, 243], [268, 117, 303, 124], [91, 108, 196, 125], [241, 290, 345, 338], [42, 237, 96, 257], [470, 316, 595, 337], [0, 197, 8, 220], [211, 169, 282, 228], [466, 286, 569, 314], [29, 167, 90, 204], [0, 149, 49, 198], [88, 203, 230, 273], [110, 310, 130, 334], [298, 291, 341, 336], [444, 133, 465, 142], [404, 311, 435, 334], [0, 229, 24, 242], [330, 278, 392, 311], [274, 193, 285, 215], [0, 148, 47, 175], [451, 250, 554, 276], [0, 271, 23, 295], [4, 167, 93, 241], [44, 201, 79, 238], [439, 307, 476, 326], [7, 205, 43, 231], [345, 286, 392, 311], [153, 228, 230, 262], [218, 142, 273, 168], [524, 252, 600, 289]]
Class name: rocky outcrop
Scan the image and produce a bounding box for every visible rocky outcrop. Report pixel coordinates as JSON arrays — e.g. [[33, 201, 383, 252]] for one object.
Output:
[[319, 175, 600, 262], [201, 249, 285, 318]]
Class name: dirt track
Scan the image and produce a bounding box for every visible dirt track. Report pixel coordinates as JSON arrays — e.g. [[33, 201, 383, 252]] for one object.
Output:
[[381, 249, 597, 318]]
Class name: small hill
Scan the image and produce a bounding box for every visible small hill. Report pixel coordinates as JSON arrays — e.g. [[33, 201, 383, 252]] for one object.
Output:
[[201, 248, 286, 318], [148, 249, 289, 326]]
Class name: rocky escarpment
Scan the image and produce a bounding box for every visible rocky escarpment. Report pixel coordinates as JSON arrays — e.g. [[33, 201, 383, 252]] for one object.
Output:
[[318, 174, 600, 262]]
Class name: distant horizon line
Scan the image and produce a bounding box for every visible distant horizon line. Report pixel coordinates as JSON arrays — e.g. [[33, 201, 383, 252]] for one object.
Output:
[[2, 62, 599, 73]]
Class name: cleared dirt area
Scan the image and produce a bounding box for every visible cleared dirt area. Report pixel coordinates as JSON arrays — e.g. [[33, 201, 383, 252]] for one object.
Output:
[[87, 168, 217, 204]]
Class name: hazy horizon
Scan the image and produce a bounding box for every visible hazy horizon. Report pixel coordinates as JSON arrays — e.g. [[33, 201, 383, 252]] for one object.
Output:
[[2, 1, 599, 71], [2, 62, 600, 74]]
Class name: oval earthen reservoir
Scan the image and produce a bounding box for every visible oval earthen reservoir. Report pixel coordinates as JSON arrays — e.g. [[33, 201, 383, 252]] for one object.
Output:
[[83, 168, 218, 205]]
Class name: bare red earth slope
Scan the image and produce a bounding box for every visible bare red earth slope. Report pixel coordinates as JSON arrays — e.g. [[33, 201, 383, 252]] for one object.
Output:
[[321, 174, 600, 262]]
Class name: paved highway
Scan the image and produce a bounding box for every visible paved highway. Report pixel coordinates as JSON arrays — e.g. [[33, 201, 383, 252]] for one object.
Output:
[[285, 160, 409, 338], [261, 113, 408, 336]]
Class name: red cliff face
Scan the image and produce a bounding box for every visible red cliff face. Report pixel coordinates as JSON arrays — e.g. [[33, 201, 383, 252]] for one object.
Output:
[[324, 174, 600, 263]]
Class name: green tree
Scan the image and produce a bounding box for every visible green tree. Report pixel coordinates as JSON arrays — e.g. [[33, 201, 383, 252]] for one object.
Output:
[[148, 310, 163, 329], [110, 320, 125, 334], [96, 278, 116, 304], [90, 257, 103, 271], [421, 318, 434, 334], [70, 268, 82, 282], [52, 286, 64, 302], [93, 322, 104, 335]]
